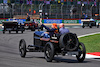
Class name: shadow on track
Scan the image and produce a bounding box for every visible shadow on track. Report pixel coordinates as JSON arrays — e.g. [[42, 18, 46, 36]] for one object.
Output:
[[25, 56, 89, 63]]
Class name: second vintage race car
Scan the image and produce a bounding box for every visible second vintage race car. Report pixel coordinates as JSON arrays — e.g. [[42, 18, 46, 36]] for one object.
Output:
[[81, 18, 99, 28], [24, 21, 38, 31], [2, 21, 24, 34], [24, 21, 43, 31], [19, 28, 86, 62]]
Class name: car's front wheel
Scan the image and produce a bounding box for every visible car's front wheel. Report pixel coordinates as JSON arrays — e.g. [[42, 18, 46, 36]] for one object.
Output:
[[44, 42, 55, 62], [82, 25, 85, 28], [3, 31, 5, 34], [76, 42, 86, 62], [31, 26, 35, 31]]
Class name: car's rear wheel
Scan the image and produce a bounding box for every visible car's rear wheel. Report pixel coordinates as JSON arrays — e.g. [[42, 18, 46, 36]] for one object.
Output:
[[89, 24, 92, 28], [21, 31, 23, 33], [76, 42, 86, 62], [19, 39, 26, 57], [82, 25, 85, 28], [97, 25, 99, 28], [89, 26, 92, 28], [44, 42, 55, 62]]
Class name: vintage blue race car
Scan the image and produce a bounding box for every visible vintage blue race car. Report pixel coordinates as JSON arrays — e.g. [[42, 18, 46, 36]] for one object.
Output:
[[19, 29, 86, 62]]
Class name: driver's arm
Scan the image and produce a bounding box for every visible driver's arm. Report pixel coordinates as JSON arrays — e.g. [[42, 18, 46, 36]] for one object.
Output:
[[40, 20, 56, 32], [40, 19, 50, 30], [41, 24, 50, 30], [41, 24, 56, 32]]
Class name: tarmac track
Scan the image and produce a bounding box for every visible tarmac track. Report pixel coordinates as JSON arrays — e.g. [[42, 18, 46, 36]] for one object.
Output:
[[0, 26, 100, 67]]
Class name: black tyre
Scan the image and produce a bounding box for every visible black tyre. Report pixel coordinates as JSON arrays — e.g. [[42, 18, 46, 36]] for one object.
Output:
[[59, 33, 79, 51], [9, 31, 11, 34], [97, 25, 99, 28], [76, 42, 86, 62], [16, 31, 18, 33], [44, 42, 55, 62], [19, 39, 26, 57], [31, 26, 35, 31], [82, 26, 85, 28], [89, 26, 92, 28], [21, 31, 23, 33], [89, 24, 92, 28], [3, 31, 5, 34]]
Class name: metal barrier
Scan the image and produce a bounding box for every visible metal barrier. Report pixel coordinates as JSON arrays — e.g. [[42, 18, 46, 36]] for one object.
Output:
[[0, 3, 99, 19]]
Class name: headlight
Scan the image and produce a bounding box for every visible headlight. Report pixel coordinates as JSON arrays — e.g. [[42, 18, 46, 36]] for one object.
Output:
[[96, 22, 99, 25], [81, 22, 83, 26], [2, 26, 4, 29]]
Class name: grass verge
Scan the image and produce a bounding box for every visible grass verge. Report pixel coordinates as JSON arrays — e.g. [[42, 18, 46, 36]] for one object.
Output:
[[79, 34, 100, 53]]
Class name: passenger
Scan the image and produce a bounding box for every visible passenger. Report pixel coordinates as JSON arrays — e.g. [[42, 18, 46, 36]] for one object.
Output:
[[40, 21, 58, 37], [59, 23, 70, 35]]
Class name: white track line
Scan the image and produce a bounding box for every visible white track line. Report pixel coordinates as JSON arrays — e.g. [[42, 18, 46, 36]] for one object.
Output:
[[78, 32, 100, 38]]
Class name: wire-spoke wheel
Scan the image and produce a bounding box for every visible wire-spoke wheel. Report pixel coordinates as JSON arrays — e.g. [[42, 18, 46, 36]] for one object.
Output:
[[19, 39, 26, 57], [76, 42, 86, 62], [44, 42, 54, 62]]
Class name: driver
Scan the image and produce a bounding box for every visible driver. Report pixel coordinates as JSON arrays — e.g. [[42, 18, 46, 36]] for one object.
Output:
[[40, 21, 58, 37]]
